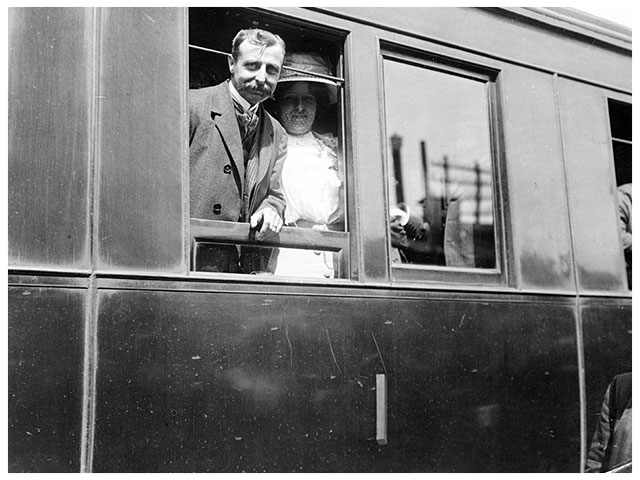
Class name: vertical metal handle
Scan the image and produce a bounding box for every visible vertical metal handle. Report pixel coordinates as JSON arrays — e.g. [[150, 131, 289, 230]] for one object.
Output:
[[376, 373, 387, 445]]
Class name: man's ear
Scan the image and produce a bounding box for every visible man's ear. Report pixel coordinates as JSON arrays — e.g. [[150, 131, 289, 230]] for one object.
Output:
[[227, 56, 234, 74]]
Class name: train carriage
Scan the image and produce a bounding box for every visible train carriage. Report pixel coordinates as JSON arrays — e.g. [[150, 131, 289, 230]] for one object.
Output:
[[8, 7, 631, 472]]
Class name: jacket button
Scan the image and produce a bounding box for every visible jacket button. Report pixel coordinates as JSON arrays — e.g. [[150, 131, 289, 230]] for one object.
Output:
[[223, 164, 232, 174], [213, 204, 222, 215]]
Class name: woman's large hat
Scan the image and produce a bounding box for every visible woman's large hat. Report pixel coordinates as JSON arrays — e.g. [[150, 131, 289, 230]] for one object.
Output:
[[278, 52, 338, 104]]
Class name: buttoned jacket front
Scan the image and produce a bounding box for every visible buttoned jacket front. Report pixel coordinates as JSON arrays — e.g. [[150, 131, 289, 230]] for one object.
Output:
[[189, 80, 287, 222]]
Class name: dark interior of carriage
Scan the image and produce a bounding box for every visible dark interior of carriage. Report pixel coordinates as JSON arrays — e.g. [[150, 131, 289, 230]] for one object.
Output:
[[189, 8, 344, 136]]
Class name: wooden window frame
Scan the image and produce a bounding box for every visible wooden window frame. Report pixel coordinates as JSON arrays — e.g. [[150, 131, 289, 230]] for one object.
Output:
[[379, 41, 509, 287]]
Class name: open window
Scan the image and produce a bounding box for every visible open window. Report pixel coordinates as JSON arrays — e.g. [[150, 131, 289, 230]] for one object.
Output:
[[381, 45, 505, 284], [188, 8, 349, 279], [608, 98, 632, 289]]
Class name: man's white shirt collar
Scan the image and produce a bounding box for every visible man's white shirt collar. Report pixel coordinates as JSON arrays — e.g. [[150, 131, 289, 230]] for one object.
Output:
[[229, 81, 260, 114]]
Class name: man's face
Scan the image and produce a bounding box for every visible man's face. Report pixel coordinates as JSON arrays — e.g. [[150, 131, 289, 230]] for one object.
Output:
[[229, 40, 285, 105], [278, 82, 317, 135]]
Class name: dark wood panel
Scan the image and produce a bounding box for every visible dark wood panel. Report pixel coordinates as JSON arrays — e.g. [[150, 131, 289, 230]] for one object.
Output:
[[8, 286, 87, 472], [558, 78, 629, 293], [96, 8, 186, 272], [499, 67, 575, 292], [8, 8, 93, 269], [93, 289, 372, 472], [93, 288, 580, 472], [379, 299, 580, 472]]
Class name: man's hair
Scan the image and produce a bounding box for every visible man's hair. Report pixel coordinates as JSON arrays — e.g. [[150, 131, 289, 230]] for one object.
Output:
[[231, 29, 286, 62]]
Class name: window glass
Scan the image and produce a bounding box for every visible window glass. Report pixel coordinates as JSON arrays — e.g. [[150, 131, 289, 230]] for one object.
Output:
[[608, 99, 632, 289], [609, 99, 632, 142], [383, 58, 496, 270], [608, 99, 632, 186], [188, 8, 348, 278]]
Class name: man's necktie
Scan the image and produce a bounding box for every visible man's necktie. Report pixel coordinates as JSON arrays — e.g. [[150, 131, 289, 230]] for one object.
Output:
[[232, 97, 259, 146], [232, 97, 260, 219]]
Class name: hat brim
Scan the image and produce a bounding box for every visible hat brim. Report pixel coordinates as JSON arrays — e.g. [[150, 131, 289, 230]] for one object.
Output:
[[277, 75, 338, 104]]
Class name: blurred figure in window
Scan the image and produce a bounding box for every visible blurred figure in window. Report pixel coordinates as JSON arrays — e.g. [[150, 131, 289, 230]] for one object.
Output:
[[388, 172, 494, 269], [442, 178, 495, 269], [443, 191, 476, 268], [390, 203, 432, 264], [585, 372, 632, 472], [618, 183, 632, 288], [270, 52, 344, 278]]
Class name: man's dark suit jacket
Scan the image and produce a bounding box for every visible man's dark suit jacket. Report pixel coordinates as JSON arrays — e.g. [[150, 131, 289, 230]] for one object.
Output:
[[189, 80, 287, 222]]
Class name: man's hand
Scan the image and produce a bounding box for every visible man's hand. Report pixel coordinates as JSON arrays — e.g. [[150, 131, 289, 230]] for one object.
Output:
[[250, 207, 283, 241]]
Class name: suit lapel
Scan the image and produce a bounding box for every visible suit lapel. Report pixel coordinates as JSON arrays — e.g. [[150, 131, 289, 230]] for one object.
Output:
[[246, 108, 275, 216], [211, 82, 244, 181], [209, 83, 275, 217]]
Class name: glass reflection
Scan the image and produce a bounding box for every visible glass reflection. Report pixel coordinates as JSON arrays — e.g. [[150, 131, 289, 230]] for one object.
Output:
[[384, 59, 496, 269]]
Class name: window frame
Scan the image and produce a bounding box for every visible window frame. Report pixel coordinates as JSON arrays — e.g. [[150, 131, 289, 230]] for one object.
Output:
[[606, 97, 632, 187], [379, 41, 510, 287], [186, 7, 355, 281], [605, 95, 632, 291]]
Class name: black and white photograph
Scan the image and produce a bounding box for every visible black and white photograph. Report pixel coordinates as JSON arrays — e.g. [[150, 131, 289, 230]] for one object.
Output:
[[6, 6, 632, 474]]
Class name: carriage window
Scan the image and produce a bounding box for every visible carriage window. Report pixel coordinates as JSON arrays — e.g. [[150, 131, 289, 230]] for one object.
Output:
[[608, 99, 632, 289], [383, 56, 497, 271], [609, 99, 631, 186], [188, 8, 348, 279]]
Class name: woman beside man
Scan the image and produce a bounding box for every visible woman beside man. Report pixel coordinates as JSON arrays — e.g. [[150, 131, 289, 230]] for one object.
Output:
[[269, 52, 344, 278]]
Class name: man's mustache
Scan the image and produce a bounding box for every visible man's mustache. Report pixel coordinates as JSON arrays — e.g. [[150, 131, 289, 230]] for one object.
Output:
[[243, 82, 271, 95]]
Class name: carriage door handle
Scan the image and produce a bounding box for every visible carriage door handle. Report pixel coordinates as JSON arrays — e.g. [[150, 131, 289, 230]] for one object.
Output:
[[376, 373, 387, 445]]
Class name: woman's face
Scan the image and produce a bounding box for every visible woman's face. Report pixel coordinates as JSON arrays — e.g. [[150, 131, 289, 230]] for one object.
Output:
[[278, 82, 317, 135]]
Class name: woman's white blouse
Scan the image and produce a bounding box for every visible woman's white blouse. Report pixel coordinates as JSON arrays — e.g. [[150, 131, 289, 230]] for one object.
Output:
[[281, 132, 342, 226]]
